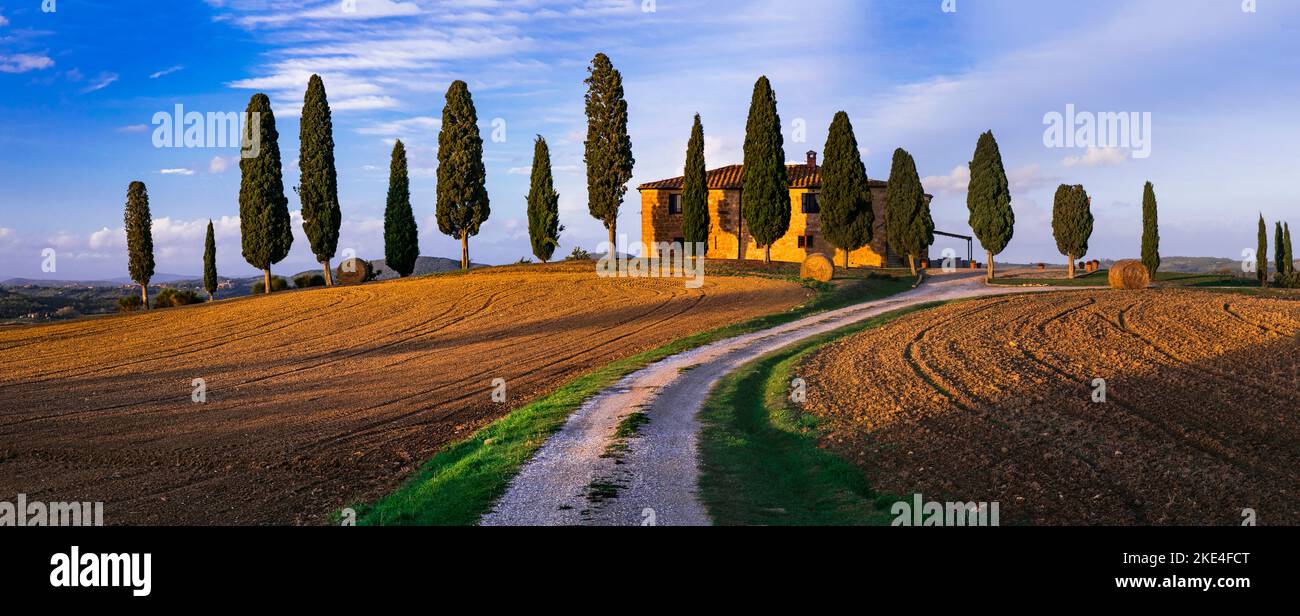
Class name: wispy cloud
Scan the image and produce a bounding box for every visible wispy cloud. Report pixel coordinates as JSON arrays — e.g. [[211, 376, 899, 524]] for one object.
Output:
[[0, 53, 54, 73], [1062, 147, 1127, 168], [149, 65, 184, 79], [159, 168, 196, 176], [80, 72, 119, 93]]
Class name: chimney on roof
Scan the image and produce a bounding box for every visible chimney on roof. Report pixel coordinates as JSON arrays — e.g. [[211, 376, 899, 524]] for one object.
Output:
[[807, 150, 817, 169]]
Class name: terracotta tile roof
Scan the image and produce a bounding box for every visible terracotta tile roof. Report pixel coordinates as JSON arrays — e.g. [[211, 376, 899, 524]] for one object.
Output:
[[637, 164, 890, 191]]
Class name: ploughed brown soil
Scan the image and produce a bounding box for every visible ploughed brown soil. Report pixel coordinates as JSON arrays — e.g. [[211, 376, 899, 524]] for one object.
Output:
[[799, 289, 1300, 525], [0, 262, 808, 525]]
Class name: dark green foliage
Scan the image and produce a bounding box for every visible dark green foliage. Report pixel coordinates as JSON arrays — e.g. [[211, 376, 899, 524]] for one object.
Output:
[[203, 220, 217, 299], [124, 181, 154, 304], [681, 114, 710, 246], [526, 136, 562, 262], [966, 130, 1014, 274], [584, 53, 634, 248], [293, 273, 326, 288], [1052, 184, 1094, 276], [154, 288, 203, 308], [1141, 181, 1160, 275], [1279, 222, 1289, 275], [117, 295, 144, 312], [1257, 214, 1268, 286], [819, 111, 873, 266], [299, 74, 341, 280], [239, 93, 293, 276], [436, 80, 490, 270], [566, 246, 592, 260], [884, 148, 933, 271], [384, 140, 419, 277], [1275, 222, 1286, 281], [251, 276, 290, 294], [741, 76, 790, 262]]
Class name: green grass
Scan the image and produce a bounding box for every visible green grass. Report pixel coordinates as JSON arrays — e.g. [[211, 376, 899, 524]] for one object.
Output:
[[697, 302, 944, 526], [353, 270, 915, 525]]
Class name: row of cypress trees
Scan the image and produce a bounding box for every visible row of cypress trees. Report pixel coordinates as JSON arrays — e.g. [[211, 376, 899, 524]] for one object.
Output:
[[1256, 215, 1294, 287]]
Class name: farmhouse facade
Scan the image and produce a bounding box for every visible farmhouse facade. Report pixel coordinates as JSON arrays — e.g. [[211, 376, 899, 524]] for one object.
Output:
[[637, 151, 930, 267]]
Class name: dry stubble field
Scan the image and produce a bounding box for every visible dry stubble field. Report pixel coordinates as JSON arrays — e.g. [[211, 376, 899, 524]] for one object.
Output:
[[0, 262, 808, 524], [799, 289, 1300, 525]]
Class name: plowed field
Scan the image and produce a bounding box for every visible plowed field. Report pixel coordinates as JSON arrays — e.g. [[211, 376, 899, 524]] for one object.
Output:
[[0, 263, 808, 524], [799, 289, 1300, 525]]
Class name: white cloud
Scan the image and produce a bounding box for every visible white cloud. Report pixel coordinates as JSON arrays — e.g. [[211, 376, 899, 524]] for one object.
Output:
[[922, 165, 970, 196], [208, 156, 238, 174], [1062, 146, 1127, 168], [149, 65, 184, 79], [159, 168, 196, 176], [0, 14, 9, 27], [116, 124, 149, 134], [81, 72, 119, 93], [0, 53, 54, 73], [356, 116, 439, 136]]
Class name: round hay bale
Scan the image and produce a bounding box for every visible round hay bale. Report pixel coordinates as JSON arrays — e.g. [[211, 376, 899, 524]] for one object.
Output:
[[335, 257, 374, 285], [1108, 259, 1150, 290], [800, 253, 834, 282]]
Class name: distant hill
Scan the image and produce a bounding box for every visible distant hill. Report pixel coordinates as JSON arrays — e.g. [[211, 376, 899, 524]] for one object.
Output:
[[368, 256, 486, 280], [3, 273, 195, 287]]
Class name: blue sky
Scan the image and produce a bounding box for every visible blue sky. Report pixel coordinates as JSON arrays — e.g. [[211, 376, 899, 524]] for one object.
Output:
[[1, 0, 1298, 279]]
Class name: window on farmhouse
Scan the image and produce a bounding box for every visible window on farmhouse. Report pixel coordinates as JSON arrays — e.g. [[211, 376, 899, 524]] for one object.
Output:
[[797, 235, 816, 249], [668, 194, 682, 215], [801, 193, 820, 213]]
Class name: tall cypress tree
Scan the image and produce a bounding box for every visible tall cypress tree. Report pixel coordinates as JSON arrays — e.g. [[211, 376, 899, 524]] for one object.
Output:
[[681, 113, 710, 250], [299, 74, 341, 286], [1275, 222, 1286, 282], [1141, 181, 1160, 276], [741, 75, 790, 264], [124, 181, 154, 308], [203, 220, 217, 301], [239, 93, 292, 294], [526, 136, 561, 263], [436, 80, 490, 270], [1279, 220, 1289, 274], [1052, 184, 1094, 279], [1257, 214, 1268, 287], [819, 111, 873, 268], [884, 148, 932, 275], [584, 53, 634, 255], [384, 140, 419, 277], [966, 130, 1014, 280]]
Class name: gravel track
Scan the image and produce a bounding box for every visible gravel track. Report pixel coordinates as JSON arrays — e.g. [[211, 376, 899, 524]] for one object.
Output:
[[482, 272, 1062, 526]]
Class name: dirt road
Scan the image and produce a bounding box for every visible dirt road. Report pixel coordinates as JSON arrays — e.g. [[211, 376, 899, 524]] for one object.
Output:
[[482, 272, 1062, 526]]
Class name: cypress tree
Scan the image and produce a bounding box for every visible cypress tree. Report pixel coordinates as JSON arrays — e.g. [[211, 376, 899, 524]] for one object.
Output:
[[884, 148, 932, 275], [203, 220, 217, 301], [819, 111, 873, 268], [1279, 220, 1289, 274], [741, 75, 790, 264], [1141, 181, 1160, 276], [526, 136, 562, 263], [239, 93, 292, 294], [384, 140, 419, 277], [436, 80, 490, 270], [1052, 184, 1094, 279], [1257, 214, 1268, 287], [124, 181, 154, 308], [299, 74, 341, 286], [681, 113, 710, 250], [966, 130, 1014, 280], [1275, 222, 1286, 282], [584, 53, 634, 256]]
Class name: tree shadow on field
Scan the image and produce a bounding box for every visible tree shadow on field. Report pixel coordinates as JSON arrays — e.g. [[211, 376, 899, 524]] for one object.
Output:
[[818, 322, 1300, 526]]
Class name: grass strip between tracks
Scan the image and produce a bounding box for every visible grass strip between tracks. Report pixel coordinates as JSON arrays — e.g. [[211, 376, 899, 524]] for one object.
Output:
[[697, 300, 950, 526], [354, 273, 914, 525]]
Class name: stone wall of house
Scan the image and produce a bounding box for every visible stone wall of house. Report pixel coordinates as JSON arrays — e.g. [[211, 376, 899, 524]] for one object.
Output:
[[640, 185, 921, 268]]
